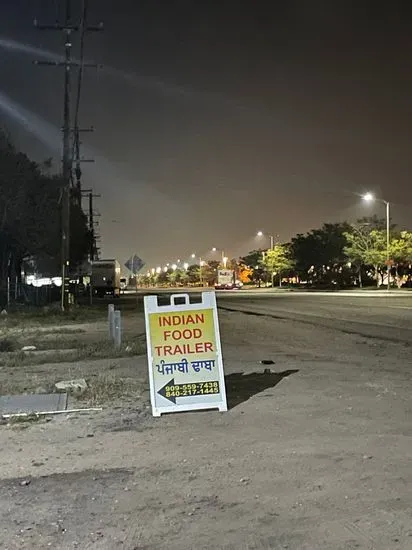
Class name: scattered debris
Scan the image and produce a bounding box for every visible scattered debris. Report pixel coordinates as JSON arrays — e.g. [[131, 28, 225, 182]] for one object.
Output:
[[21, 345, 37, 352], [260, 360, 275, 365], [1, 407, 102, 420], [55, 378, 88, 395], [19, 479, 31, 487]]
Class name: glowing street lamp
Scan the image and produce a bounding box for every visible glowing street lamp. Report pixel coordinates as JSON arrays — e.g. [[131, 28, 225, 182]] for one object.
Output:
[[257, 231, 275, 250], [362, 192, 391, 290], [212, 247, 228, 267]]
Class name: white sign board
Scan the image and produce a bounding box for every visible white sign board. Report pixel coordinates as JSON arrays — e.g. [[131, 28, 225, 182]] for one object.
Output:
[[144, 292, 227, 417]]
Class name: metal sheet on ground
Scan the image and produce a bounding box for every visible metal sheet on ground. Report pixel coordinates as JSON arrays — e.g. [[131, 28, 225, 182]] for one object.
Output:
[[0, 393, 68, 415]]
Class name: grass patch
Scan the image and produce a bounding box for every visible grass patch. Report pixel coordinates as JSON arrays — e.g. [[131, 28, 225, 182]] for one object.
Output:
[[80, 374, 145, 406], [76, 336, 146, 360], [1, 350, 26, 368], [0, 337, 17, 352], [0, 335, 146, 368], [0, 306, 106, 328]]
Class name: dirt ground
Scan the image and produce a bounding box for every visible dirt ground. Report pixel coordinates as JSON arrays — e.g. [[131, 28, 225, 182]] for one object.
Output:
[[0, 307, 411, 549]]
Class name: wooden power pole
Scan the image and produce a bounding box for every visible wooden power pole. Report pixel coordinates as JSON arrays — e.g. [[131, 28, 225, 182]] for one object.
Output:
[[34, 0, 102, 310]]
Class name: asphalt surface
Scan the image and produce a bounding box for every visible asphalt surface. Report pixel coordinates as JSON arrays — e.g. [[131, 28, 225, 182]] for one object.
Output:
[[132, 288, 412, 342], [216, 291, 412, 343]]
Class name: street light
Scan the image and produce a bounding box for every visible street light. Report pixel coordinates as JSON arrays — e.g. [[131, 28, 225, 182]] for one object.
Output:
[[212, 247, 228, 268], [257, 230, 279, 287], [362, 192, 391, 290], [257, 231, 275, 250]]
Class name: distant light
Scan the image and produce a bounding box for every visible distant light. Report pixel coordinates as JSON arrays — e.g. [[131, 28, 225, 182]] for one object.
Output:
[[200, 260, 205, 267], [257, 231, 263, 237], [212, 247, 217, 252], [363, 192, 375, 202], [191, 253, 196, 258], [156, 267, 161, 274], [183, 262, 189, 270], [163, 266, 168, 272], [171, 264, 177, 270]]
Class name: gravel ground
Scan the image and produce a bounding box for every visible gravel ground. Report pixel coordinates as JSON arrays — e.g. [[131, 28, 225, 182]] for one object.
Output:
[[0, 307, 411, 550]]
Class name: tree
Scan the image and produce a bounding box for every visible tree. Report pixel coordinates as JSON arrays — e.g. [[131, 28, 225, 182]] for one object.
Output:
[[344, 226, 387, 287], [167, 268, 182, 287], [156, 271, 169, 286], [200, 263, 218, 286], [389, 231, 412, 287], [291, 223, 351, 286], [0, 131, 92, 303], [240, 250, 264, 270], [239, 265, 253, 284], [260, 244, 294, 287], [240, 250, 268, 286], [186, 264, 201, 285]]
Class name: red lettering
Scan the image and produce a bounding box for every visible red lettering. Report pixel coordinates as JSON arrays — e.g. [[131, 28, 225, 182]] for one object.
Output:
[[163, 345, 172, 356], [204, 342, 213, 352], [154, 345, 163, 356]]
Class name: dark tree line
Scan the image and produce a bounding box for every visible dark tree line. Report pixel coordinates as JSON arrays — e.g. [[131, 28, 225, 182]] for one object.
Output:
[[0, 132, 91, 299]]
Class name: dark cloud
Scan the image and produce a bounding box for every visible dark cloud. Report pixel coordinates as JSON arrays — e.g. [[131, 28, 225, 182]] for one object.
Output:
[[1, 0, 412, 269]]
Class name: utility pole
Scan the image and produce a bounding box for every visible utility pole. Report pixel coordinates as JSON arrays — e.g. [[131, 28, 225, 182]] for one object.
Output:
[[83, 190, 101, 262], [61, 0, 72, 311], [34, 0, 102, 310], [73, 127, 95, 206]]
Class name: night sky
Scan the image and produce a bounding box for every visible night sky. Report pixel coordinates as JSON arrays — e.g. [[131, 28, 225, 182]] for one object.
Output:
[[1, 1, 412, 270]]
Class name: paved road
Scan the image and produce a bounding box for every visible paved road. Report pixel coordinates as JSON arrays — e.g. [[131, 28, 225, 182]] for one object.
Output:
[[132, 288, 412, 342], [216, 291, 412, 343]]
